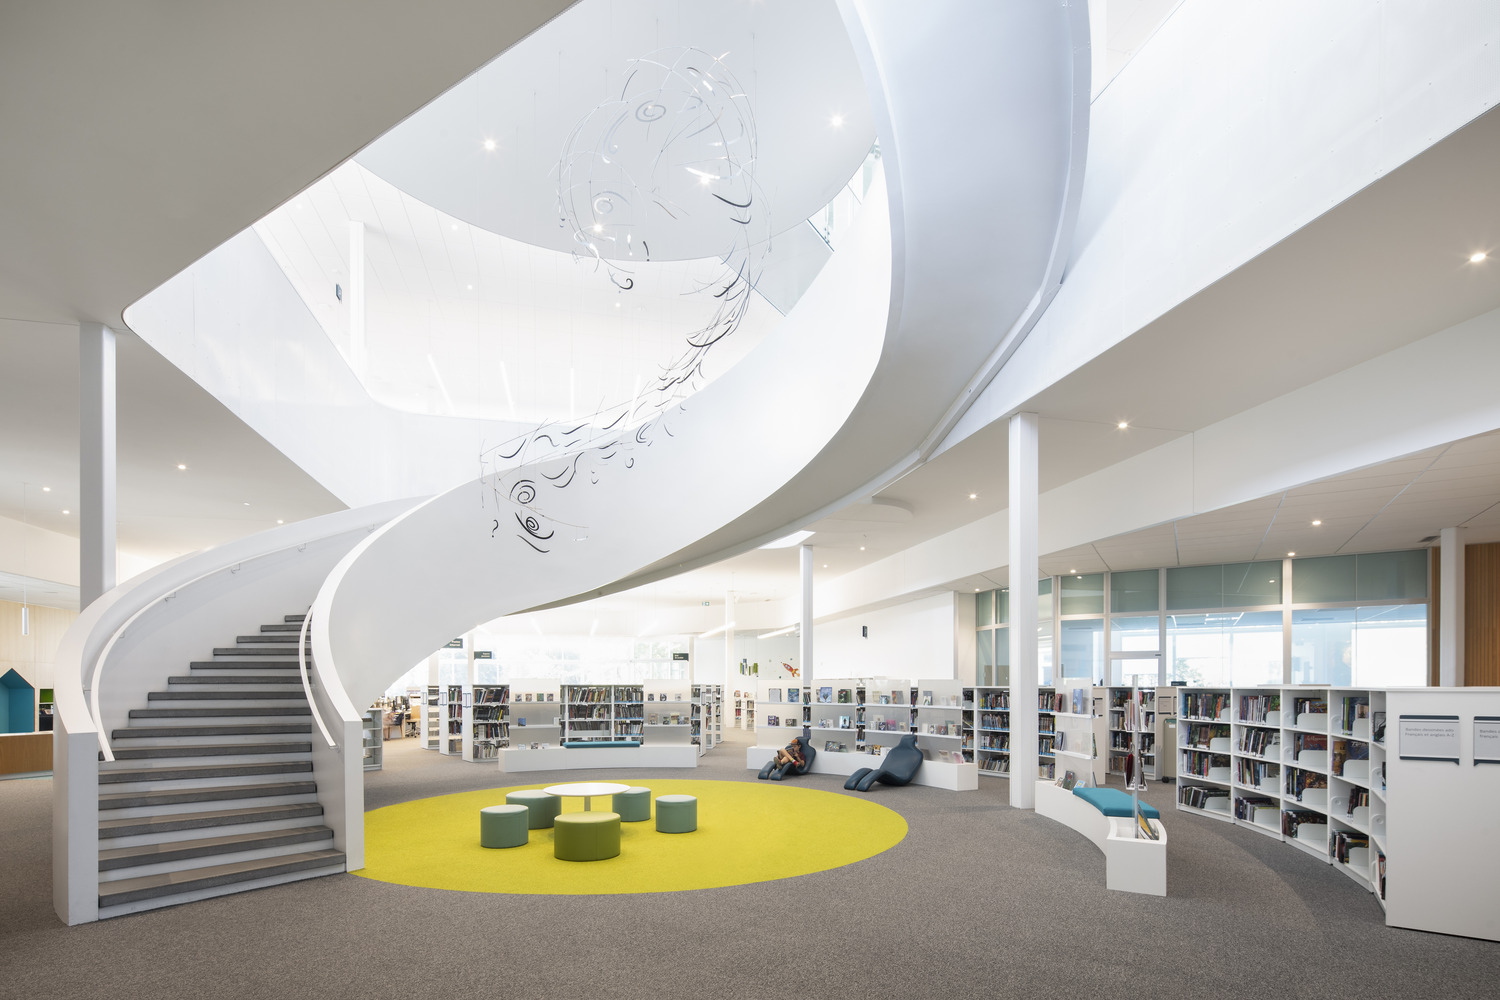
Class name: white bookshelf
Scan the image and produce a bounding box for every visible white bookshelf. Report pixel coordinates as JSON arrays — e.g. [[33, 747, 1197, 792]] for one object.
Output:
[[507, 681, 561, 749], [1176, 687, 1233, 820], [561, 684, 645, 744], [643, 681, 694, 746], [691, 683, 724, 753], [361, 707, 383, 771], [1106, 685, 1158, 782], [440, 684, 465, 756], [756, 681, 809, 743], [1049, 681, 1106, 787], [422, 684, 440, 750], [465, 684, 509, 762], [913, 680, 970, 767], [808, 678, 863, 754], [974, 686, 1011, 776]]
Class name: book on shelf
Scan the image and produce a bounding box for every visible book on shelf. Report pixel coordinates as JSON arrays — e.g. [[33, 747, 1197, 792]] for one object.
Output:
[[767, 688, 780, 703], [1060, 770, 1078, 790], [922, 690, 934, 706], [818, 686, 833, 703], [1181, 691, 1229, 720], [1372, 711, 1387, 743], [1136, 810, 1159, 840], [837, 688, 852, 703]]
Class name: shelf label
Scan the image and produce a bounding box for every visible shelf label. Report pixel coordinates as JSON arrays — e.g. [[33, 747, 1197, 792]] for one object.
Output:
[[444, 638, 464, 649], [1398, 714, 1460, 764], [474, 650, 493, 659], [1474, 716, 1500, 766]]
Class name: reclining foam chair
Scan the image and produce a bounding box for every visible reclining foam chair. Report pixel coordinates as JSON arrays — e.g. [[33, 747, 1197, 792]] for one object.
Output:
[[758, 735, 816, 780], [845, 734, 923, 791]]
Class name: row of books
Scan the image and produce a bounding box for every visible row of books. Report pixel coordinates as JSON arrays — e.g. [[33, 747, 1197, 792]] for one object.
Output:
[[1238, 693, 1279, 723], [1286, 768, 1327, 801], [1180, 785, 1229, 809], [1180, 751, 1229, 777], [1238, 728, 1279, 757], [1182, 691, 1230, 720]]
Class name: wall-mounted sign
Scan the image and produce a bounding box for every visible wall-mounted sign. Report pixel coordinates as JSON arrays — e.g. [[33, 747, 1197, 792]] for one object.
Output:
[[672, 652, 689, 661], [1474, 716, 1500, 765], [1399, 714, 1461, 764], [474, 650, 493, 659], [444, 638, 464, 649]]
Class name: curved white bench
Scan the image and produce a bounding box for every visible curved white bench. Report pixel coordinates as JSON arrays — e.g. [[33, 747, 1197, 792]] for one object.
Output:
[[1034, 781, 1167, 896]]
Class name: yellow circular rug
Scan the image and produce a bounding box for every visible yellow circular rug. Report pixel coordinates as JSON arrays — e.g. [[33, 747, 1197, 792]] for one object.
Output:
[[358, 779, 907, 895]]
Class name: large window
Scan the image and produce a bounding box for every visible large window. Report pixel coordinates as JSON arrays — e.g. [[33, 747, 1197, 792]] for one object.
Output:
[[1291, 604, 1427, 686]]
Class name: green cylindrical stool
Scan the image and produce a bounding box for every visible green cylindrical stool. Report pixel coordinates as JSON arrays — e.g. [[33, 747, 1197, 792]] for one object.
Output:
[[553, 811, 622, 861], [613, 786, 651, 822], [655, 794, 697, 834], [480, 804, 529, 848], [506, 789, 561, 829]]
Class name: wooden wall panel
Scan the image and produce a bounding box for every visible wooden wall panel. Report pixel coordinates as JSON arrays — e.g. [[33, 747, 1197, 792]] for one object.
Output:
[[0, 732, 53, 774], [0, 601, 77, 720], [1431, 548, 1442, 687], [1465, 542, 1500, 687]]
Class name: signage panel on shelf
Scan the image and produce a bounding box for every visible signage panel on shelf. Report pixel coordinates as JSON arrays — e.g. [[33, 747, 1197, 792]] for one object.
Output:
[[1398, 714, 1461, 764]]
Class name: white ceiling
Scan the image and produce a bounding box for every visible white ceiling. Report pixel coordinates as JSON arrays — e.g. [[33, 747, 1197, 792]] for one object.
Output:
[[355, 0, 876, 261], [254, 162, 782, 423]]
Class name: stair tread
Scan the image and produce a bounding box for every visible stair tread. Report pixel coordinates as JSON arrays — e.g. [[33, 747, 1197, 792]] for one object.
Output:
[[99, 801, 325, 837], [98, 849, 344, 906], [111, 742, 313, 760], [99, 825, 334, 870], [236, 635, 307, 643], [150, 690, 306, 700], [212, 648, 300, 656], [130, 707, 311, 718], [100, 780, 318, 809], [168, 675, 303, 684], [113, 723, 314, 738], [189, 661, 302, 669], [284, 614, 306, 623], [260, 624, 303, 632], [100, 760, 312, 783]]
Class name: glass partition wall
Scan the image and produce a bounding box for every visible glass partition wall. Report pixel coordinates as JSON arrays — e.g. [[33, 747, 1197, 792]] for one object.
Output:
[[974, 550, 1430, 688]]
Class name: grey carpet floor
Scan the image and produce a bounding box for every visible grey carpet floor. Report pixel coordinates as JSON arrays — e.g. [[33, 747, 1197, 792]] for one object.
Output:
[[2, 731, 1496, 1000]]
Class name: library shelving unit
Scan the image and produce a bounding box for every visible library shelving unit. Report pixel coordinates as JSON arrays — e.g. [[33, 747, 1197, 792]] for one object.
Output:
[[506, 681, 562, 748], [1049, 680, 1105, 787], [1037, 685, 1057, 780], [422, 685, 440, 750], [1176, 687, 1233, 820], [691, 684, 724, 754], [500, 680, 697, 773], [748, 677, 976, 790], [960, 686, 976, 765], [464, 684, 509, 762], [731, 689, 757, 729], [361, 707, 383, 771], [1105, 685, 1158, 783], [440, 684, 466, 756], [974, 686, 1011, 776], [1175, 685, 1380, 896], [644, 681, 694, 749], [914, 680, 970, 766]]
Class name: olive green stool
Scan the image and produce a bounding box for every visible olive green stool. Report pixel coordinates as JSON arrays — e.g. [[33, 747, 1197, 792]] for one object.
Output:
[[553, 811, 622, 861], [479, 804, 530, 849], [613, 786, 651, 822], [655, 794, 697, 833], [506, 789, 561, 829]]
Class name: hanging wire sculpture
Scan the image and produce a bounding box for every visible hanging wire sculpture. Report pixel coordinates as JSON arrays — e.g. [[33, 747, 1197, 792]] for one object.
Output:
[[480, 47, 768, 553]]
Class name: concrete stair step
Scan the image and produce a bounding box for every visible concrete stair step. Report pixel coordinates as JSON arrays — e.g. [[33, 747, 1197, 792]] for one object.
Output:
[[168, 674, 303, 685], [113, 722, 314, 739], [99, 801, 325, 839], [189, 661, 302, 670], [150, 689, 306, 701], [97, 849, 344, 908], [98, 825, 334, 872], [99, 760, 311, 785], [99, 780, 318, 811], [129, 707, 311, 719], [212, 648, 300, 657], [259, 624, 303, 633], [235, 634, 306, 644], [110, 741, 314, 760], [284, 614, 306, 623]]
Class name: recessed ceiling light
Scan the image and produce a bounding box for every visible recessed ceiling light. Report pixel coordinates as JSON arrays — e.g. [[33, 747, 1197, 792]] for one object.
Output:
[[41, 486, 50, 492], [830, 113, 845, 128], [614, 301, 621, 308], [1470, 251, 1488, 263], [593, 224, 602, 233], [1117, 421, 1129, 429], [859, 545, 866, 551], [177, 463, 187, 470], [466, 284, 474, 290], [1311, 519, 1322, 526], [61, 509, 70, 515], [968, 492, 978, 500], [482, 138, 496, 151], [823, 564, 828, 569], [1287, 551, 1296, 557], [276, 519, 284, 525], [243, 502, 251, 507]]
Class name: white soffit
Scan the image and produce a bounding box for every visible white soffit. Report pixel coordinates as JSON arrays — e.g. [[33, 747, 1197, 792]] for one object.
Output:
[[354, 0, 875, 261]]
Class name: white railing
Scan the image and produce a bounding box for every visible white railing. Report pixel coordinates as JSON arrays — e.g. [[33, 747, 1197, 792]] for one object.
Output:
[[298, 607, 337, 748]]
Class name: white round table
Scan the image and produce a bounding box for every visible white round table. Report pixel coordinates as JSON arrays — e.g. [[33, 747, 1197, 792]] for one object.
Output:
[[543, 781, 629, 812]]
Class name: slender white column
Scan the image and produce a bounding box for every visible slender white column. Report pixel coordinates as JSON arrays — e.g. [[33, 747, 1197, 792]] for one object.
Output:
[[1440, 527, 1465, 686], [800, 543, 815, 695], [1009, 411, 1040, 808], [725, 591, 737, 716], [79, 322, 116, 609], [348, 221, 366, 378]]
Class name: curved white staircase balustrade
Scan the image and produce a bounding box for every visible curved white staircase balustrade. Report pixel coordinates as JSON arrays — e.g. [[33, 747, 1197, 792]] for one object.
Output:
[[312, 0, 1090, 814], [53, 499, 418, 924]]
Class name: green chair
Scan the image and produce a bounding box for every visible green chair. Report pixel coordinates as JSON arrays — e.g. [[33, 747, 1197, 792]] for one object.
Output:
[[506, 788, 561, 829], [655, 794, 697, 833], [553, 811, 622, 861], [613, 786, 651, 822], [479, 804, 529, 848]]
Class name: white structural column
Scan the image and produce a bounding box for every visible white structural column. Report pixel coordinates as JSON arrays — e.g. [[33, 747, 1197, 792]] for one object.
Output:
[[799, 543, 814, 693], [348, 221, 366, 378], [79, 322, 117, 609], [1440, 526, 1465, 686], [724, 591, 737, 708], [1009, 411, 1040, 809]]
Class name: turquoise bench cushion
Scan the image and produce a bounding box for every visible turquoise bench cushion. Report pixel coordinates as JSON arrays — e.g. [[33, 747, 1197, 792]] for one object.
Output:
[[561, 740, 641, 748], [1072, 786, 1160, 820]]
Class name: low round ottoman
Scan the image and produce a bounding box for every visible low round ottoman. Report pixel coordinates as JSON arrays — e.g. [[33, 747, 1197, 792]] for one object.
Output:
[[479, 804, 529, 848], [613, 786, 651, 822], [553, 811, 622, 861], [506, 789, 561, 829], [655, 794, 697, 834]]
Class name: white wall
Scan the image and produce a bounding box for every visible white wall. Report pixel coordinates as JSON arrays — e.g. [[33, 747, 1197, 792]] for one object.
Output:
[[812, 591, 960, 681], [0, 515, 156, 591]]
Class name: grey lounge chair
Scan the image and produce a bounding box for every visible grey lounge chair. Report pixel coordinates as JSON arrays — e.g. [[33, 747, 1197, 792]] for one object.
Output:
[[845, 733, 923, 791], [758, 735, 816, 780]]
